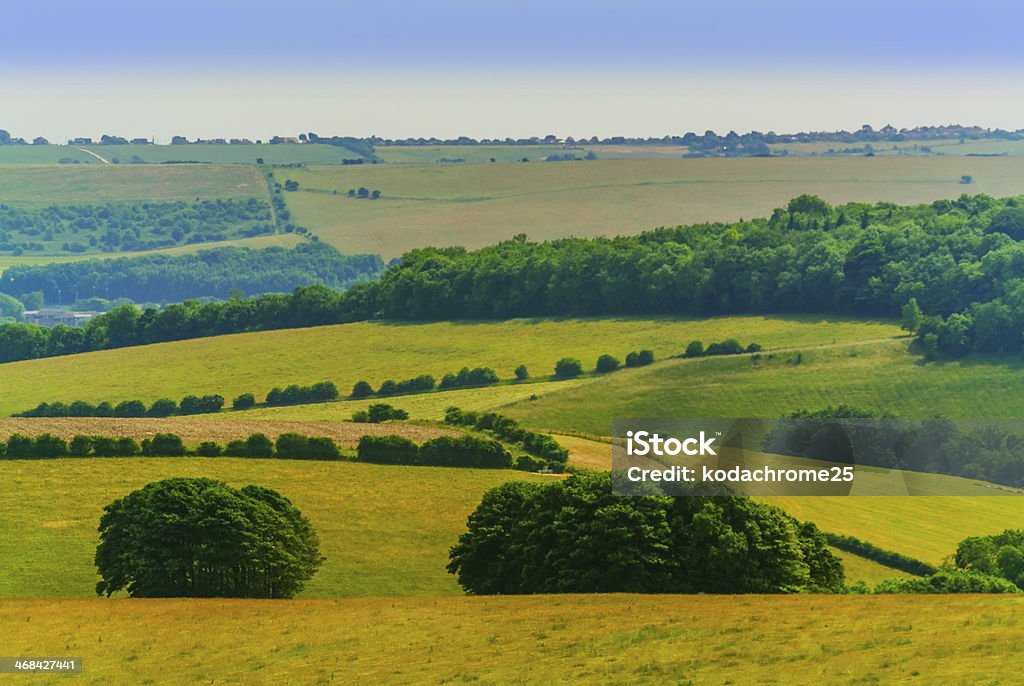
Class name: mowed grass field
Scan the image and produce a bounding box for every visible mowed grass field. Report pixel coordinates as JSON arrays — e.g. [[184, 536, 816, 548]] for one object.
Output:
[[280, 156, 1024, 257], [6, 595, 1024, 685], [0, 315, 898, 417], [0, 457, 546, 598], [0, 164, 263, 207]]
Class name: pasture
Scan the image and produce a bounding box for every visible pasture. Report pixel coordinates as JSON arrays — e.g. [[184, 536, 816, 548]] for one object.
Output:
[[0, 315, 899, 417], [5, 595, 1023, 685], [0, 164, 262, 207], [279, 156, 1024, 257]]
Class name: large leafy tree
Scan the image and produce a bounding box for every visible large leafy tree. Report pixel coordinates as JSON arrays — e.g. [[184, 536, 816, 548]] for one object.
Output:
[[95, 477, 323, 598], [447, 472, 844, 594]]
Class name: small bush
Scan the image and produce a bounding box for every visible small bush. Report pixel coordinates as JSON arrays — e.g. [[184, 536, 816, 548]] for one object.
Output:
[[196, 441, 222, 457], [514, 365, 529, 381], [554, 357, 583, 379], [595, 354, 621, 373], [143, 433, 186, 457], [147, 398, 178, 418], [350, 380, 375, 399], [684, 341, 704, 358], [232, 393, 256, 410]]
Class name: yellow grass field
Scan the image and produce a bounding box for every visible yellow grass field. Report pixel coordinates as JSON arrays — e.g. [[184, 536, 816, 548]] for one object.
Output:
[[0, 315, 899, 417], [281, 156, 1024, 257], [5, 595, 1023, 685], [0, 458, 547, 599]]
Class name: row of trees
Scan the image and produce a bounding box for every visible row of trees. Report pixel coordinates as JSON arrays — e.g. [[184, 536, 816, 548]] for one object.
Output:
[[682, 339, 762, 358], [0, 430, 343, 461], [357, 434, 512, 469], [265, 381, 339, 406], [0, 242, 383, 307], [16, 394, 225, 418], [443, 406, 569, 470]]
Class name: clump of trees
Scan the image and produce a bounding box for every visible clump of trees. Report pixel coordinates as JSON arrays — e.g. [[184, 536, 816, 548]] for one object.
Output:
[[624, 350, 654, 367], [265, 381, 339, 406], [554, 357, 582, 378], [681, 339, 761, 358], [447, 472, 845, 594], [378, 375, 436, 397], [956, 530, 1024, 589], [95, 477, 323, 598], [443, 406, 569, 471], [357, 434, 511, 468], [438, 366, 499, 390], [351, 403, 408, 422]]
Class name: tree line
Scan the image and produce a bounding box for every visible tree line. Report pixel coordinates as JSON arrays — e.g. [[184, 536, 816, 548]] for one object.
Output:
[[0, 242, 382, 307], [16, 394, 225, 418], [357, 434, 512, 469], [764, 406, 1024, 488], [7, 193, 1024, 364], [0, 430, 342, 461], [443, 406, 569, 471]]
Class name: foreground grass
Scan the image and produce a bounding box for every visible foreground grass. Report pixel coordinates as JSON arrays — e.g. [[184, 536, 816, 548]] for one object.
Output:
[[0, 458, 544, 598], [505, 339, 1024, 435], [0, 315, 898, 417], [282, 157, 1024, 257], [5, 595, 1024, 685]]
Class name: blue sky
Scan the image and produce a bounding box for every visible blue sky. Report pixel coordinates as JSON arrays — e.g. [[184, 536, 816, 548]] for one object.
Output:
[[3, 0, 1023, 140]]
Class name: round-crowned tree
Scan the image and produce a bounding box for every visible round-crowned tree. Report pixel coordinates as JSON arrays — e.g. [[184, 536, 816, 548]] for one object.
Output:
[[447, 472, 843, 594], [95, 477, 323, 598]]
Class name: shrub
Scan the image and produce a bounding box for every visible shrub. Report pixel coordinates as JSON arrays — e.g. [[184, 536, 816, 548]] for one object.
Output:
[[356, 435, 419, 464], [684, 341, 704, 358], [625, 350, 654, 367], [368, 403, 408, 422], [246, 433, 275, 458], [746, 342, 763, 353], [419, 435, 512, 468], [554, 357, 583, 379], [595, 354, 621, 373], [514, 455, 548, 471], [705, 339, 744, 356], [514, 365, 529, 381], [34, 433, 69, 458], [92, 436, 119, 457], [232, 393, 256, 410], [875, 571, 1020, 594], [197, 441, 222, 457], [224, 439, 248, 457], [114, 400, 147, 418], [70, 435, 93, 457], [350, 380, 374, 399], [6, 434, 33, 458], [147, 398, 178, 418], [438, 367, 500, 390], [143, 433, 186, 457], [179, 394, 225, 415], [116, 437, 141, 456], [275, 433, 341, 460]]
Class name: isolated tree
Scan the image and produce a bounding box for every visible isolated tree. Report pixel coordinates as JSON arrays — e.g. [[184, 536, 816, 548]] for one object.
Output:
[[595, 354, 620, 373], [553, 357, 583, 379], [901, 297, 923, 333], [232, 393, 256, 410], [95, 477, 323, 598], [350, 380, 374, 398], [514, 365, 529, 381], [684, 341, 704, 358]]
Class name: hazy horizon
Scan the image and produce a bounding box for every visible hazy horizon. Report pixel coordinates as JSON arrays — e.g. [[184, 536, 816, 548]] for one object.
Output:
[[3, 0, 1023, 142]]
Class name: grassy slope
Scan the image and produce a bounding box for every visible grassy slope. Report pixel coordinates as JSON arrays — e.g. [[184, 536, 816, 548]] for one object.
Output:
[[0, 315, 898, 417], [504, 339, 1024, 435], [7, 595, 1024, 685], [281, 156, 1024, 257], [0, 457, 545, 598]]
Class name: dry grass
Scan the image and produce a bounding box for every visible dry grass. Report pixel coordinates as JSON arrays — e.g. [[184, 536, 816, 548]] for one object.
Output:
[[5, 595, 1024, 685]]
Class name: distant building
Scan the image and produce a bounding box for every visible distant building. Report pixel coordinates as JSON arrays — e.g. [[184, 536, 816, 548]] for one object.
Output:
[[229, 138, 254, 145], [70, 137, 94, 145], [23, 310, 99, 328], [170, 135, 189, 145], [130, 138, 151, 145]]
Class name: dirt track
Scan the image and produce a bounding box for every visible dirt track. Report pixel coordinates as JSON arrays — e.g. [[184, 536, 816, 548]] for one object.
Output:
[[0, 418, 457, 447]]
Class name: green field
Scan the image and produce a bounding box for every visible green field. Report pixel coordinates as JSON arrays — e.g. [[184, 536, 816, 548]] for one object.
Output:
[[504, 338, 1024, 435], [0, 315, 899, 417], [280, 156, 1024, 257], [8, 594, 1023, 685], [0, 457, 546, 599], [0, 143, 366, 165], [0, 164, 262, 207]]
